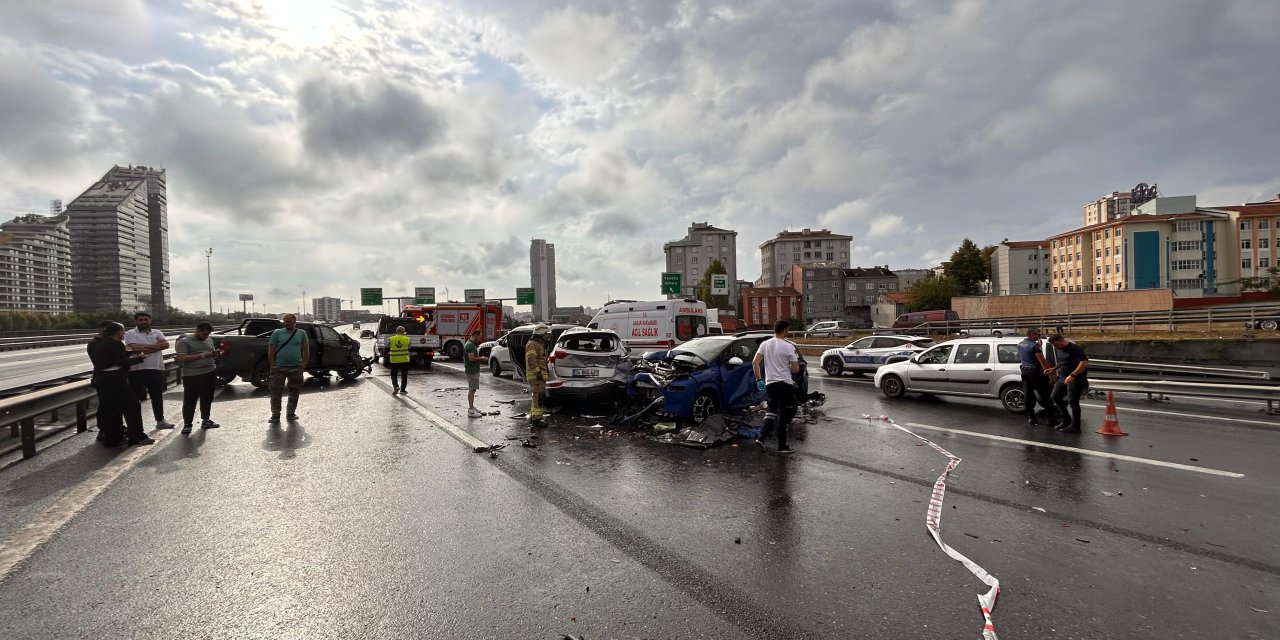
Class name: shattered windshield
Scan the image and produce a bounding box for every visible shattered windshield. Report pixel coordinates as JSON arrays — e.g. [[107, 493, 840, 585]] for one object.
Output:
[[670, 337, 731, 362]]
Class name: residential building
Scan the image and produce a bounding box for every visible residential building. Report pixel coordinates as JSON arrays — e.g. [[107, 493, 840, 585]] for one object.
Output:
[[65, 175, 153, 312], [788, 262, 845, 323], [758, 228, 852, 287], [871, 292, 912, 328], [843, 266, 898, 328], [741, 287, 802, 329], [991, 241, 1050, 295], [530, 238, 557, 322], [895, 268, 932, 292], [311, 297, 341, 322], [1083, 191, 1133, 226], [1209, 196, 1280, 284], [663, 222, 738, 304], [551, 306, 589, 324], [0, 213, 73, 313], [107, 165, 169, 310]]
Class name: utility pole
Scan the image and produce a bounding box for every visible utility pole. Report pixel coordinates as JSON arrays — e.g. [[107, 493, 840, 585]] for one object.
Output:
[[205, 248, 213, 316]]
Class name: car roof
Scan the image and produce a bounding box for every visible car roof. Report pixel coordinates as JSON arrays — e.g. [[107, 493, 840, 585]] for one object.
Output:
[[856, 334, 931, 341]]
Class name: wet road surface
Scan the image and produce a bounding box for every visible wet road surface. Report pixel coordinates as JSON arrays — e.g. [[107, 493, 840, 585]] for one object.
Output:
[[0, 336, 1277, 639]]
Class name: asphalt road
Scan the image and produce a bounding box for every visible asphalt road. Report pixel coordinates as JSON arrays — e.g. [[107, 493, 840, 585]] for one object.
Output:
[[0, 332, 1277, 639]]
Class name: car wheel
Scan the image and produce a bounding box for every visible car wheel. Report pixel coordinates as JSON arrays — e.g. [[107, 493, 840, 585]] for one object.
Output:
[[214, 371, 236, 386], [1263, 320, 1278, 331], [1000, 383, 1026, 413], [249, 360, 269, 389], [822, 358, 842, 376], [490, 358, 502, 376], [691, 391, 719, 424], [444, 341, 465, 360], [880, 374, 906, 398], [338, 359, 362, 380]]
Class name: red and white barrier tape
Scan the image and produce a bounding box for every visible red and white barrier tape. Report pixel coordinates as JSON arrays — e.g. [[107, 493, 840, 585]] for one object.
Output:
[[864, 414, 1001, 640]]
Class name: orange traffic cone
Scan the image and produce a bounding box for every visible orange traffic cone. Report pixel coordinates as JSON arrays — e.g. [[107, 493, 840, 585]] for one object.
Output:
[[1096, 392, 1128, 436]]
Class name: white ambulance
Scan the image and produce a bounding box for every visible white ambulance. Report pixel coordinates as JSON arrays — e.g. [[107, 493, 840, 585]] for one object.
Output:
[[587, 299, 709, 351]]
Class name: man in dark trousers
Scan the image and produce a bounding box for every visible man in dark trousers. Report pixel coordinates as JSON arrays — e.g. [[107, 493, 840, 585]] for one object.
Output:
[[1048, 334, 1090, 433], [1017, 328, 1058, 427], [751, 320, 801, 454], [124, 312, 174, 430]]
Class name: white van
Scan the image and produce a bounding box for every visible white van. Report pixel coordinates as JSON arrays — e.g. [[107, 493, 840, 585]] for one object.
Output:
[[587, 299, 708, 350]]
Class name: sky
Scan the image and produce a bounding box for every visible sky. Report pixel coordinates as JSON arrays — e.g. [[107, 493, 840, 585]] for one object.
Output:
[[2, 0, 1279, 315]]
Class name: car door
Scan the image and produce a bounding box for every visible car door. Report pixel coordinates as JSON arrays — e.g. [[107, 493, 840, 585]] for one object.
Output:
[[940, 342, 994, 393], [719, 338, 763, 409], [904, 344, 953, 392], [315, 326, 347, 367], [842, 336, 878, 369]]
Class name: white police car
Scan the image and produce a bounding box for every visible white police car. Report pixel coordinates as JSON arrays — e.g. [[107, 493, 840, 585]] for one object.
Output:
[[820, 334, 936, 376]]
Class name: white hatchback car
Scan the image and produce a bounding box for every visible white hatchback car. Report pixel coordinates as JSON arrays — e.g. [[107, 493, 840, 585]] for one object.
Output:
[[546, 327, 631, 401], [873, 337, 1028, 413], [820, 335, 935, 376]]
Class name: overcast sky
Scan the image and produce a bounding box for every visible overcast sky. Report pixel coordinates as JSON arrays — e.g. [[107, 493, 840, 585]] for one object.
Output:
[[2, 0, 1278, 314]]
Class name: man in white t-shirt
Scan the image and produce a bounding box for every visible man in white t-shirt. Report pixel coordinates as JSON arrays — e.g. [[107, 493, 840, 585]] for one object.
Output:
[[124, 312, 174, 429], [751, 320, 800, 454]]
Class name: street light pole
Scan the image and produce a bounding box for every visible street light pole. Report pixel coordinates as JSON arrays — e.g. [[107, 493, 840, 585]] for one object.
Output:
[[205, 248, 213, 317]]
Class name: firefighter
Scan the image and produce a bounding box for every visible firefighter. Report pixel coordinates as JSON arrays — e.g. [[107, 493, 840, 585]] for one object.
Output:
[[525, 324, 551, 428], [388, 325, 411, 394]]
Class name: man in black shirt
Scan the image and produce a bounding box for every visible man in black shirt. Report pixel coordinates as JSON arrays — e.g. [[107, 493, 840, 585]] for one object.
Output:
[[1048, 334, 1089, 433]]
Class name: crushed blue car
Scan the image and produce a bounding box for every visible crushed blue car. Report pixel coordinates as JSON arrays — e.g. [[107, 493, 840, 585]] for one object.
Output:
[[625, 333, 809, 424]]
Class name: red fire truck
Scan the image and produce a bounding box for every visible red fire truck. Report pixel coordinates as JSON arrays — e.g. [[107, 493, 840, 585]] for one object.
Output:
[[402, 303, 503, 360]]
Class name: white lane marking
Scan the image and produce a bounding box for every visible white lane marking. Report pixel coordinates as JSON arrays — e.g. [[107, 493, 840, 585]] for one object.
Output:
[[0, 431, 174, 581], [825, 415, 1244, 478], [368, 377, 491, 452], [1081, 403, 1279, 427]]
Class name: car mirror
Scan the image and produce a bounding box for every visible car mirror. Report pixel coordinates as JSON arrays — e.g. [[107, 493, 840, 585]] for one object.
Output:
[[909, 356, 920, 364], [727, 356, 744, 366]]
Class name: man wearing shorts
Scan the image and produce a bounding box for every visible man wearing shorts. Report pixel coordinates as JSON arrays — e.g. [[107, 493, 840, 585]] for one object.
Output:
[[464, 329, 484, 417]]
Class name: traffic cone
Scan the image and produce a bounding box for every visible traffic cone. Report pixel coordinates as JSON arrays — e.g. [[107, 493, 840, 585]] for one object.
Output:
[[1096, 391, 1128, 436]]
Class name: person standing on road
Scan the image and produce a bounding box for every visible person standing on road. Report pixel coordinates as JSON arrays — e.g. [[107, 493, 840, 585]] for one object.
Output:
[[388, 325, 411, 395], [752, 320, 800, 454], [267, 314, 310, 423], [464, 329, 485, 418], [525, 324, 551, 429], [88, 321, 154, 446], [1048, 334, 1089, 433], [124, 312, 174, 430], [1018, 328, 1059, 427], [174, 322, 223, 434]]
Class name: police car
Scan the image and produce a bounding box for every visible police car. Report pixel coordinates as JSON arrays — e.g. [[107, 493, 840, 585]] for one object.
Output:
[[820, 334, 936, 376]]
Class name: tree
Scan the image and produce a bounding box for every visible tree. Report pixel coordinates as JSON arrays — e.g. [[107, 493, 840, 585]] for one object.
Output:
[[695, 259, 734, 311], [980, 244, 999, 284], [945, 238, 986, 295], [910, 275, 961, 312]]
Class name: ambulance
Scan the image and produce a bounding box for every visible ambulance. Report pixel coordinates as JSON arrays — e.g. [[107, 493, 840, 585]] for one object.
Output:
[[587, 299, 708, 351], [403, 303, 503, 360]]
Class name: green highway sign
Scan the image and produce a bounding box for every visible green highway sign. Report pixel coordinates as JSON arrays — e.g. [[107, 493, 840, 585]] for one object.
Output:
[[516, 287, 536, 305], [661, 272, 682, 295], [360, 287, 383, 306], [414, 287, 435, 304]]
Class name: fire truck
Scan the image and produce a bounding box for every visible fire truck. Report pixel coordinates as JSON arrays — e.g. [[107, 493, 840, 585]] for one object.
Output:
[[402, 302, 503, 360]]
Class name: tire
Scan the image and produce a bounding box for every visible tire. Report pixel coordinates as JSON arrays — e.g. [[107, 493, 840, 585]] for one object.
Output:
[[1262, 320, 1278, 331], [444, 341, 465, 360], [822, 358, 843, 377], [880, 374, 906, 398], [1000, 383, 1026, 413], [214, 371, 236, 386], [249, 360, 269, 389], [338, 359, 362, 380], [490, 358, 502, 376], [691, 391, 720, 424]]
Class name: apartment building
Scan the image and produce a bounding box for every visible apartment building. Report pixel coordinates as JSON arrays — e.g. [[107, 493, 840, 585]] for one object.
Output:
[[741, 287, 802, 328], [1083, 191, 1134, 226], [530, 239, 557, 322], [759, 228, 852, 287], [991, 241, 1050, 295], [311, 297, 341, 322], [0, 213, 73, 313], [788, 262, 845, 322], [663, 222, 738, 301], [65, 176, 153, 312], [1208, 196, 1280, 283]]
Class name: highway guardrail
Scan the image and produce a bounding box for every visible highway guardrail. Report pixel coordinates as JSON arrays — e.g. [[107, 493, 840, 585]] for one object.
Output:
[[881, 302, 1280, 336], [1091, 379, 1280, 415], [0, 325, 236, 353]]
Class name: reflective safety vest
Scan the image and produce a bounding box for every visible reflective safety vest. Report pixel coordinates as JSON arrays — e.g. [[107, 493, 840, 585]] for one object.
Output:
[[388, 334, 411, 364]]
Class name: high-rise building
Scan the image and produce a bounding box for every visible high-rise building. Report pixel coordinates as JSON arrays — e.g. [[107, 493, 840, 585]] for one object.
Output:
[[991, 241, 1050, 295], [663, 222, 739, 304], [106, 165, 169, 310], [312, 297, 342, 322], [530, 239, 557, 322], [0, 213, 73, 313], [758, 228, 852, 287], [1083, 191, 1134, 226], [64, 165, 169, 313], [65, 175, 153, 312]]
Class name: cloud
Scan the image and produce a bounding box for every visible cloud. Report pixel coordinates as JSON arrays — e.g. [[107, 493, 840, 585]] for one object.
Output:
[[297, 75, 442, 161]]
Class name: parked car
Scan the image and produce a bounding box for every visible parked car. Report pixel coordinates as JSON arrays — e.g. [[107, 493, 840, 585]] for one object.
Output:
[[873, 337, 1027, 413], [505, 323, 581, 381], [480, 333, 515, 376], [627, 333, 809, 423], [892, 310, 960, 335], [820, 335, 935, 376], [801, 320, 851, 338], [359, 329, 375, 339], [1245, 317, 1280, 331], [545, 328, 631, 401], [212, 318, 365, 388], [959, 321, 1019, 338]]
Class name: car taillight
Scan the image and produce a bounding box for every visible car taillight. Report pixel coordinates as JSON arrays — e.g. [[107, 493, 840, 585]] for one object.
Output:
[[550, 349, 568, 362], [219, 342, 231, 353]]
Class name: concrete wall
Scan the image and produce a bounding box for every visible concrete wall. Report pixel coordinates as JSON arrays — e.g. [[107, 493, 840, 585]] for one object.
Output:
[[952, 289, 1173, 319]]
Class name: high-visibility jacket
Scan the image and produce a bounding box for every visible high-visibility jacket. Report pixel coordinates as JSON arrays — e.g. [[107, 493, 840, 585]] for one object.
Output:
[[388, 334, 411, 364]]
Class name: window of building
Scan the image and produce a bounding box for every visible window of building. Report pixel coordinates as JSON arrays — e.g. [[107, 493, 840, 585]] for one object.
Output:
[[864, 295, 876, 304], [1105, 265, 1111, 274], [1261, 238, 1271, 249], [1095, 249, 1101, 258], [1172, 259, 1202, 271], [840, 251, 848, 259], [847, 282, 857, 291], [888, 283, 896, 290], [1259, 220, 1270, 230], [877, 282, 887, 290], [806, 282, 814, 290], [1172, 240, 1202, 251], [691, 268, 700, 275], [675, 258, 683, 266], [826, 252, 834, 260], [673, 247, 683, 254], [1095, 266, 1102, 275], [861, 282, 873, 290], [803, 241, 811, 248], [1170, 278, 1205, 290], [1104, 229, 1111, 239], [1076, 269, 1081, 277], [1260, 257, 1271, 268], [690, 257, 698, 265], [1242, 258, 1252, 269], [1241, 221, 1252, 231], [793, 253, 800, 261], [1242, 239, 1252, 250], [1176, 221, 1198, 232], [805, 270, 814, 277]]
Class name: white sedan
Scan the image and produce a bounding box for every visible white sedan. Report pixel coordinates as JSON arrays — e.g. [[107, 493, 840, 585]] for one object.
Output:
[[819, 335, 935, 376], [873, 337, 1028, 413]]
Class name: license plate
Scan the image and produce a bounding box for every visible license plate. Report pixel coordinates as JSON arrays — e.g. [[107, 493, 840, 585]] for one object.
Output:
[[572, 368, 600, 377]]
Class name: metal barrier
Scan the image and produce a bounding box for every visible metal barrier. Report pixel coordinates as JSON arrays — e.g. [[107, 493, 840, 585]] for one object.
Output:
[[1091, 379, 1280, 415], [882, 302, 1280, 336], [0, 325, 236, 352], [1, 357, 179, 460], [1089, 359, 1271, 381]]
